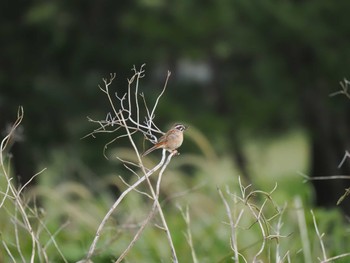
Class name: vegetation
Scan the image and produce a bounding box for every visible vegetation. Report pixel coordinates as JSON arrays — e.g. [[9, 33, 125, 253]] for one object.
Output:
[[1, 68, 350, 262], [1, 0, 350, 262]]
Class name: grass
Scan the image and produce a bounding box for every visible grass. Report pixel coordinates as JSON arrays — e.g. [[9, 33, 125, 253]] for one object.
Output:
[[1, 124, 350, 262], [245, 130, 313, 204]]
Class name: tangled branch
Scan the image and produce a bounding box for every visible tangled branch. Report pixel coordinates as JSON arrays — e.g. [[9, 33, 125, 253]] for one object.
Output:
[[81, 65, 180, 262]]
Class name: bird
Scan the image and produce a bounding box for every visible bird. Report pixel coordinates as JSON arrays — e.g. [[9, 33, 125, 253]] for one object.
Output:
[[142, 123, 187, 157]]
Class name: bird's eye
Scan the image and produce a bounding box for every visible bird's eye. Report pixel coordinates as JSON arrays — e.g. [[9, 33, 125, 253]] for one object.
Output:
[[177, 125, 184, 131], [174, 123, 186, 131]]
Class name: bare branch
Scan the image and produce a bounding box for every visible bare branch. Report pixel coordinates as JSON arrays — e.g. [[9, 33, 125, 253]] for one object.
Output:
[[148, 70, 171, 129], [0, 107, 51, 262], [85, 152, 167, 259], [329, 78, 350, 99], [84, 66, 180, 262], [178, 205, 199, 263], [311, 210, 328, 262], [338, 150, 350, 169], [218, 187, 240, 263], [298, 171, 350, 182]]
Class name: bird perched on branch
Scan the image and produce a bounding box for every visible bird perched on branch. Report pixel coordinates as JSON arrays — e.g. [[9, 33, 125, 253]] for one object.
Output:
[[142, 123, 187, 156]]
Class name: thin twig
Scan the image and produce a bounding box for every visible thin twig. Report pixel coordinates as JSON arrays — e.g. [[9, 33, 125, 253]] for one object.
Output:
[[115, 201, 158, 263], [85, 152, 166, 259], [148, 70, 171, 127], [311, 210, 327, 262], [298, 171, 350, 181], [118, 175, 153, 199], [0, 107, 44, 263], [17, 168, 47, 196], [218, 187, 239, 263], [178, 205, 199, 263], [338, 150, 350, 169], [320, 252, 350, 263], [329, 78, 350, 99]]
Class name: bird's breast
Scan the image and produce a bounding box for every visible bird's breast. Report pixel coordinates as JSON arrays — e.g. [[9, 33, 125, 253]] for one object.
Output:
[[165, 133, 183, 150]]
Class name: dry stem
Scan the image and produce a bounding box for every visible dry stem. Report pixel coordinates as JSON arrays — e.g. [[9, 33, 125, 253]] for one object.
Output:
[[83, 65, 180, 262]]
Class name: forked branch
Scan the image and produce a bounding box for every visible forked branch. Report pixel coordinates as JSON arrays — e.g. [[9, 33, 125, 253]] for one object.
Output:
[[82, 65, 179, 262]]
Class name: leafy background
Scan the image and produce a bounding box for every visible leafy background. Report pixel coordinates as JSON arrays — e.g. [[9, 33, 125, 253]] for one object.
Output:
[[1, 1, 350, 262]]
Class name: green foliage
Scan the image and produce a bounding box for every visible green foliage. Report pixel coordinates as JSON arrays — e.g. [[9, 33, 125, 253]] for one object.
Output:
[[3, 0, 350, 141], [1, 0, 350, 261], [2, 0, 350, 190], [2, 129, 350, 262]]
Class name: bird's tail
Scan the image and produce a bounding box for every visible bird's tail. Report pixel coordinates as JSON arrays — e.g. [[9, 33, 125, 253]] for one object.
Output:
[[142, 145, 158, 157]]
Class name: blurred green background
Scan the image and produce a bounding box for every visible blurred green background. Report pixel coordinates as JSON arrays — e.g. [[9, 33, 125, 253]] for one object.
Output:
[[1, 0, 350, 262]]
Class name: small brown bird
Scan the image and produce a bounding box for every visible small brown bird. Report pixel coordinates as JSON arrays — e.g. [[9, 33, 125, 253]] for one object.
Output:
[[142, 123, 187, 157]]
